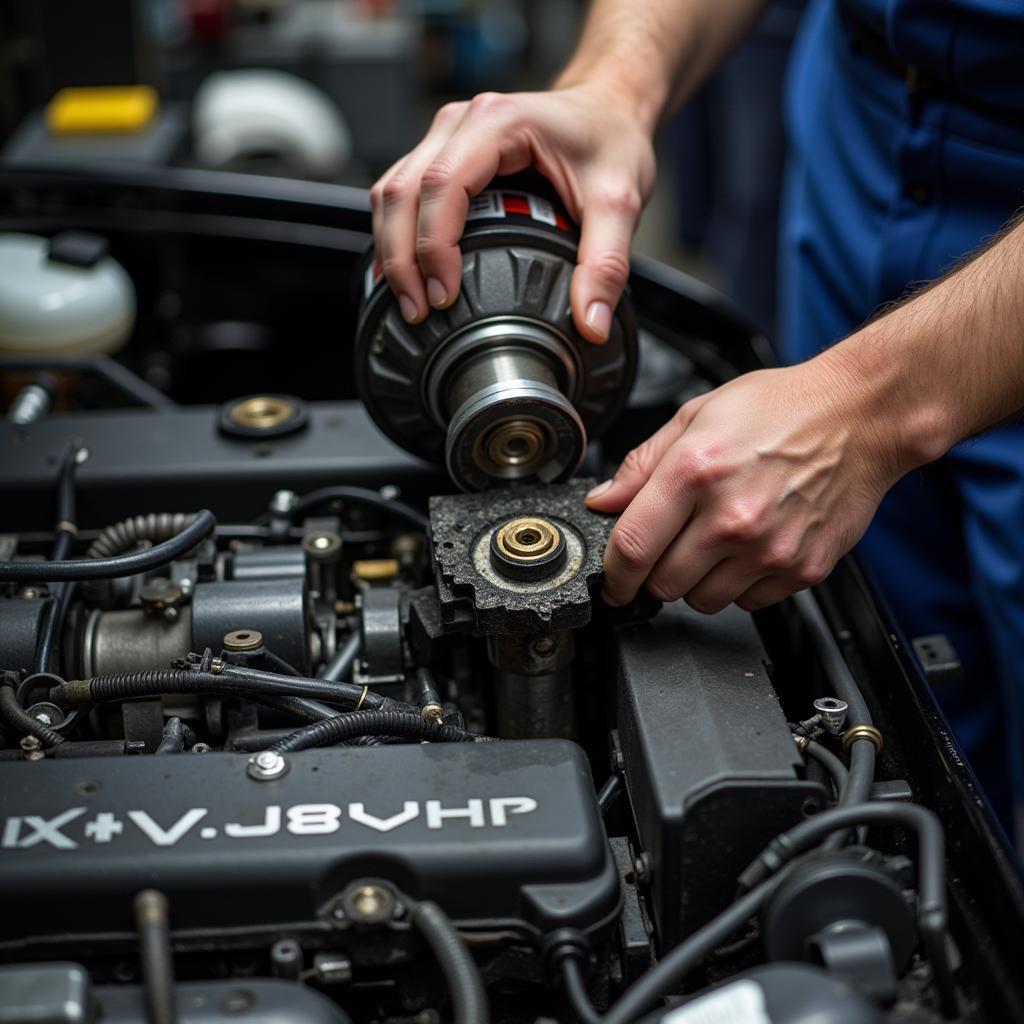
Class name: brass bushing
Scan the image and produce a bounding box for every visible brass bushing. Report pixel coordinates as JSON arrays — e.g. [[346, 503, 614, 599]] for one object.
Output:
[[229, 395, 296, 430], [842, 723, 884, 753], [223, 629, 264, 653], [490, 516, 567, 581], [479, 418, 550, 472]]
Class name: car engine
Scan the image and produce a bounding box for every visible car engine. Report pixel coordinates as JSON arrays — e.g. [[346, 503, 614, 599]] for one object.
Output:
[[0, 166, 1022, 1024]]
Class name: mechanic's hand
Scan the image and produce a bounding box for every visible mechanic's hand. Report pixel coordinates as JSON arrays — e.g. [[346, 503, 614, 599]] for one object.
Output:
[[370, 84, 656, 343], [586, 358, 905, 612]]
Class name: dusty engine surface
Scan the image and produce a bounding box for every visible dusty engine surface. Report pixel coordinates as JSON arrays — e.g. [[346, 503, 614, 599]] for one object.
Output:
[[1, 167, 1023, 1024]]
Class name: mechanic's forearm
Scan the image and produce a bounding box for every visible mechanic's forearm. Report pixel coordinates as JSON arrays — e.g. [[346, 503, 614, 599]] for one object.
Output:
[[554, 0, 766, 132], [818, 215, 1024, 474]]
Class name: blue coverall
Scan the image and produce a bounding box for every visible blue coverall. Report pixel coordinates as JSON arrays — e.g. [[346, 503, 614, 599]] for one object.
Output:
[[778, 0, 1024, 832]]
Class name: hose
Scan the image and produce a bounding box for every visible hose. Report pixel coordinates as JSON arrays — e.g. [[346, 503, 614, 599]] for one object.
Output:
[[33, 442, 86, 673], [266, 710, 485, 753], [409, 901, 489, 1024], [155, 717, 195, 755], [561, 957, 603, 1024], [51, 668, 366, 708], [803, 739, 849, 801], [134, 889, 177, 1024], [289, 485, 428, 532], [601, 877, 786, 1024], [318, 630, 361, 681], [602, 801, 953, 1024], [0, 677, 65, 748], [792, 589, 877, 848], [217, 663, 415, 713], [0, 511, 216, 583], [79, 512, 206, 604]]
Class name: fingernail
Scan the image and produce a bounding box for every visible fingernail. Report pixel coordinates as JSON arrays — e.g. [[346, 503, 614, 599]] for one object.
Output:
[[427, 277, 448, 308], [398, 294, 419, 322], [585, 301, 612, 340], [586, 479, 612, 501]]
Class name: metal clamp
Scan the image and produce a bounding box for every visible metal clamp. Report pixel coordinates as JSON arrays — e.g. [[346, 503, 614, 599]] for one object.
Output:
[[842, 724, 884, 754]]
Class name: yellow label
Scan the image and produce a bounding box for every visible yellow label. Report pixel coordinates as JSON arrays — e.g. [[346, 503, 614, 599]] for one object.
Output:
[[46, 85, 159, 135]]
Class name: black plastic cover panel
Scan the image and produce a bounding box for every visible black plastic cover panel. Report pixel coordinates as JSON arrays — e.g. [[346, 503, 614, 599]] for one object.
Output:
[[0, 740, 619, 946], [617, 601, 827, 947]]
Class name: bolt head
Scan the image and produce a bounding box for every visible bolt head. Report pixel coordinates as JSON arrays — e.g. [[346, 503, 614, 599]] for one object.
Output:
[[247, 750, 288, 780], [270, 489, 298, 514]]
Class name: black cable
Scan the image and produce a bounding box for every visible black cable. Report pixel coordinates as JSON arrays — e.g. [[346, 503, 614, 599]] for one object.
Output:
[[133, 889, 177, 1024], [266, 710, 485, 753], [318, 630, 361, 681], [596, 775, 623, 815], [218, 663, 388, 709], [155, 717, 195, 755], [32, 443, 86, 674], [561, 957, 603, 1024], [409, 901, 489, 1024], [803, 739, 849, 800], [0, 510, 216, 582], [601, 877, 786, 1024], [0, 677, 65, 748], [52, 668, 366, 708], [290, 485, 428, 532]]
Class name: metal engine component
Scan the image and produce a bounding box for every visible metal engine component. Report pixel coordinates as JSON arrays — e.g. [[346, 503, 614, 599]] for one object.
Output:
[[428, 479, 612, 633], [356, 177, 637, 490], [0, 740, 619, 945], [489, 631, 575, 738]]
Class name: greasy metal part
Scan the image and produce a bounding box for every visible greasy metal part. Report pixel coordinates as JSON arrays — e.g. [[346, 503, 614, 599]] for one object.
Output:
[[489, 631, 575, 738], [429, 479, 612, 633], [19, 735, 44, 761], [431, 329, 587, 491], [303, 529, 342, 604], [490, 516, 567, 581], [417, 667, 445, 725], [356, 193, 637, 490], [843, 724, 885, 753], [83, 607, 193, 677], [814, 696, 850, 735], [222, 629, 263, 652], [133, 889, 176, 1024]]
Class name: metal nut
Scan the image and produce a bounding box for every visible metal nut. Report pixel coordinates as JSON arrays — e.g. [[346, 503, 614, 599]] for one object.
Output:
[[247, 750, 288, 779]]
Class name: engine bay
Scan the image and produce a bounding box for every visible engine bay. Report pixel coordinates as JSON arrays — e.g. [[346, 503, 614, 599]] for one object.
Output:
[[1, 166, 1023, 1024]]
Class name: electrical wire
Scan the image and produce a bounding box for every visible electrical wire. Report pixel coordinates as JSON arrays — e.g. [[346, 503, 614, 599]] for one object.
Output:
[[266, 709, 485, 753], [561, 957, 603, 1024], [409, 901, 489, 1024], [287, 485, 428, 531], [0, 510, 216, 582]]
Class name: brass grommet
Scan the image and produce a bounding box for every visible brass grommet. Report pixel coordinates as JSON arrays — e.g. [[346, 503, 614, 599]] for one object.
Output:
[[842, 724, 884, 753], [495, 517, 560, 562], [229, 395, 297, 430], [223, 629, 264, 652]]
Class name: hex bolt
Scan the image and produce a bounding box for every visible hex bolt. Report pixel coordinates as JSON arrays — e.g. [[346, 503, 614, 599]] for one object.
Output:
[[247, 749, 288, 780], [341, 882, 396, 924], [813, 697, 850, 735], [270, 489, 298, 515], [19, 735, 44, 761]]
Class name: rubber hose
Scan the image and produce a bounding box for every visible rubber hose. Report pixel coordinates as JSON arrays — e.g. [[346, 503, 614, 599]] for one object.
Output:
[[0, 511, 216, 583], [560, 957, 603, 1024], [291, 485, 428, 532], [80, 512, 196, 604], [803, 739, 849, 800], [410, 901, 489, 1024], [52, 668, 364, 707], [217, 664, 371, 707], [267, 710, 483, 753], [0, 680, 65, 748]]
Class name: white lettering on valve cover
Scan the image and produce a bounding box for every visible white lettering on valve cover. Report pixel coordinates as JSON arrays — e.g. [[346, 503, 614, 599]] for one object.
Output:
[[0, 797, 540, 850]]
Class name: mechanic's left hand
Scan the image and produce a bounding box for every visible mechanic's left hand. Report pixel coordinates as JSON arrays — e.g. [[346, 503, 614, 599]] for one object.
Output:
[[586, 357, 907, 612]]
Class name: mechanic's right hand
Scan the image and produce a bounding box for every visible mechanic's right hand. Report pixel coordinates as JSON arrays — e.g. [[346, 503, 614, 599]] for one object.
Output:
[[370, 84, 656, 343]]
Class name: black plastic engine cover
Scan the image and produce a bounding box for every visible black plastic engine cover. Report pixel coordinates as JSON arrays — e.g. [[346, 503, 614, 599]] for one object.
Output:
[[617, 601, 827, 948], [0, 740, 619, 947]]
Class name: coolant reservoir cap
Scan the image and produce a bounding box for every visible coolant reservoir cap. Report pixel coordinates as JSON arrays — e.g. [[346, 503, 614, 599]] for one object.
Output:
[[0, 232, 136, 356]]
